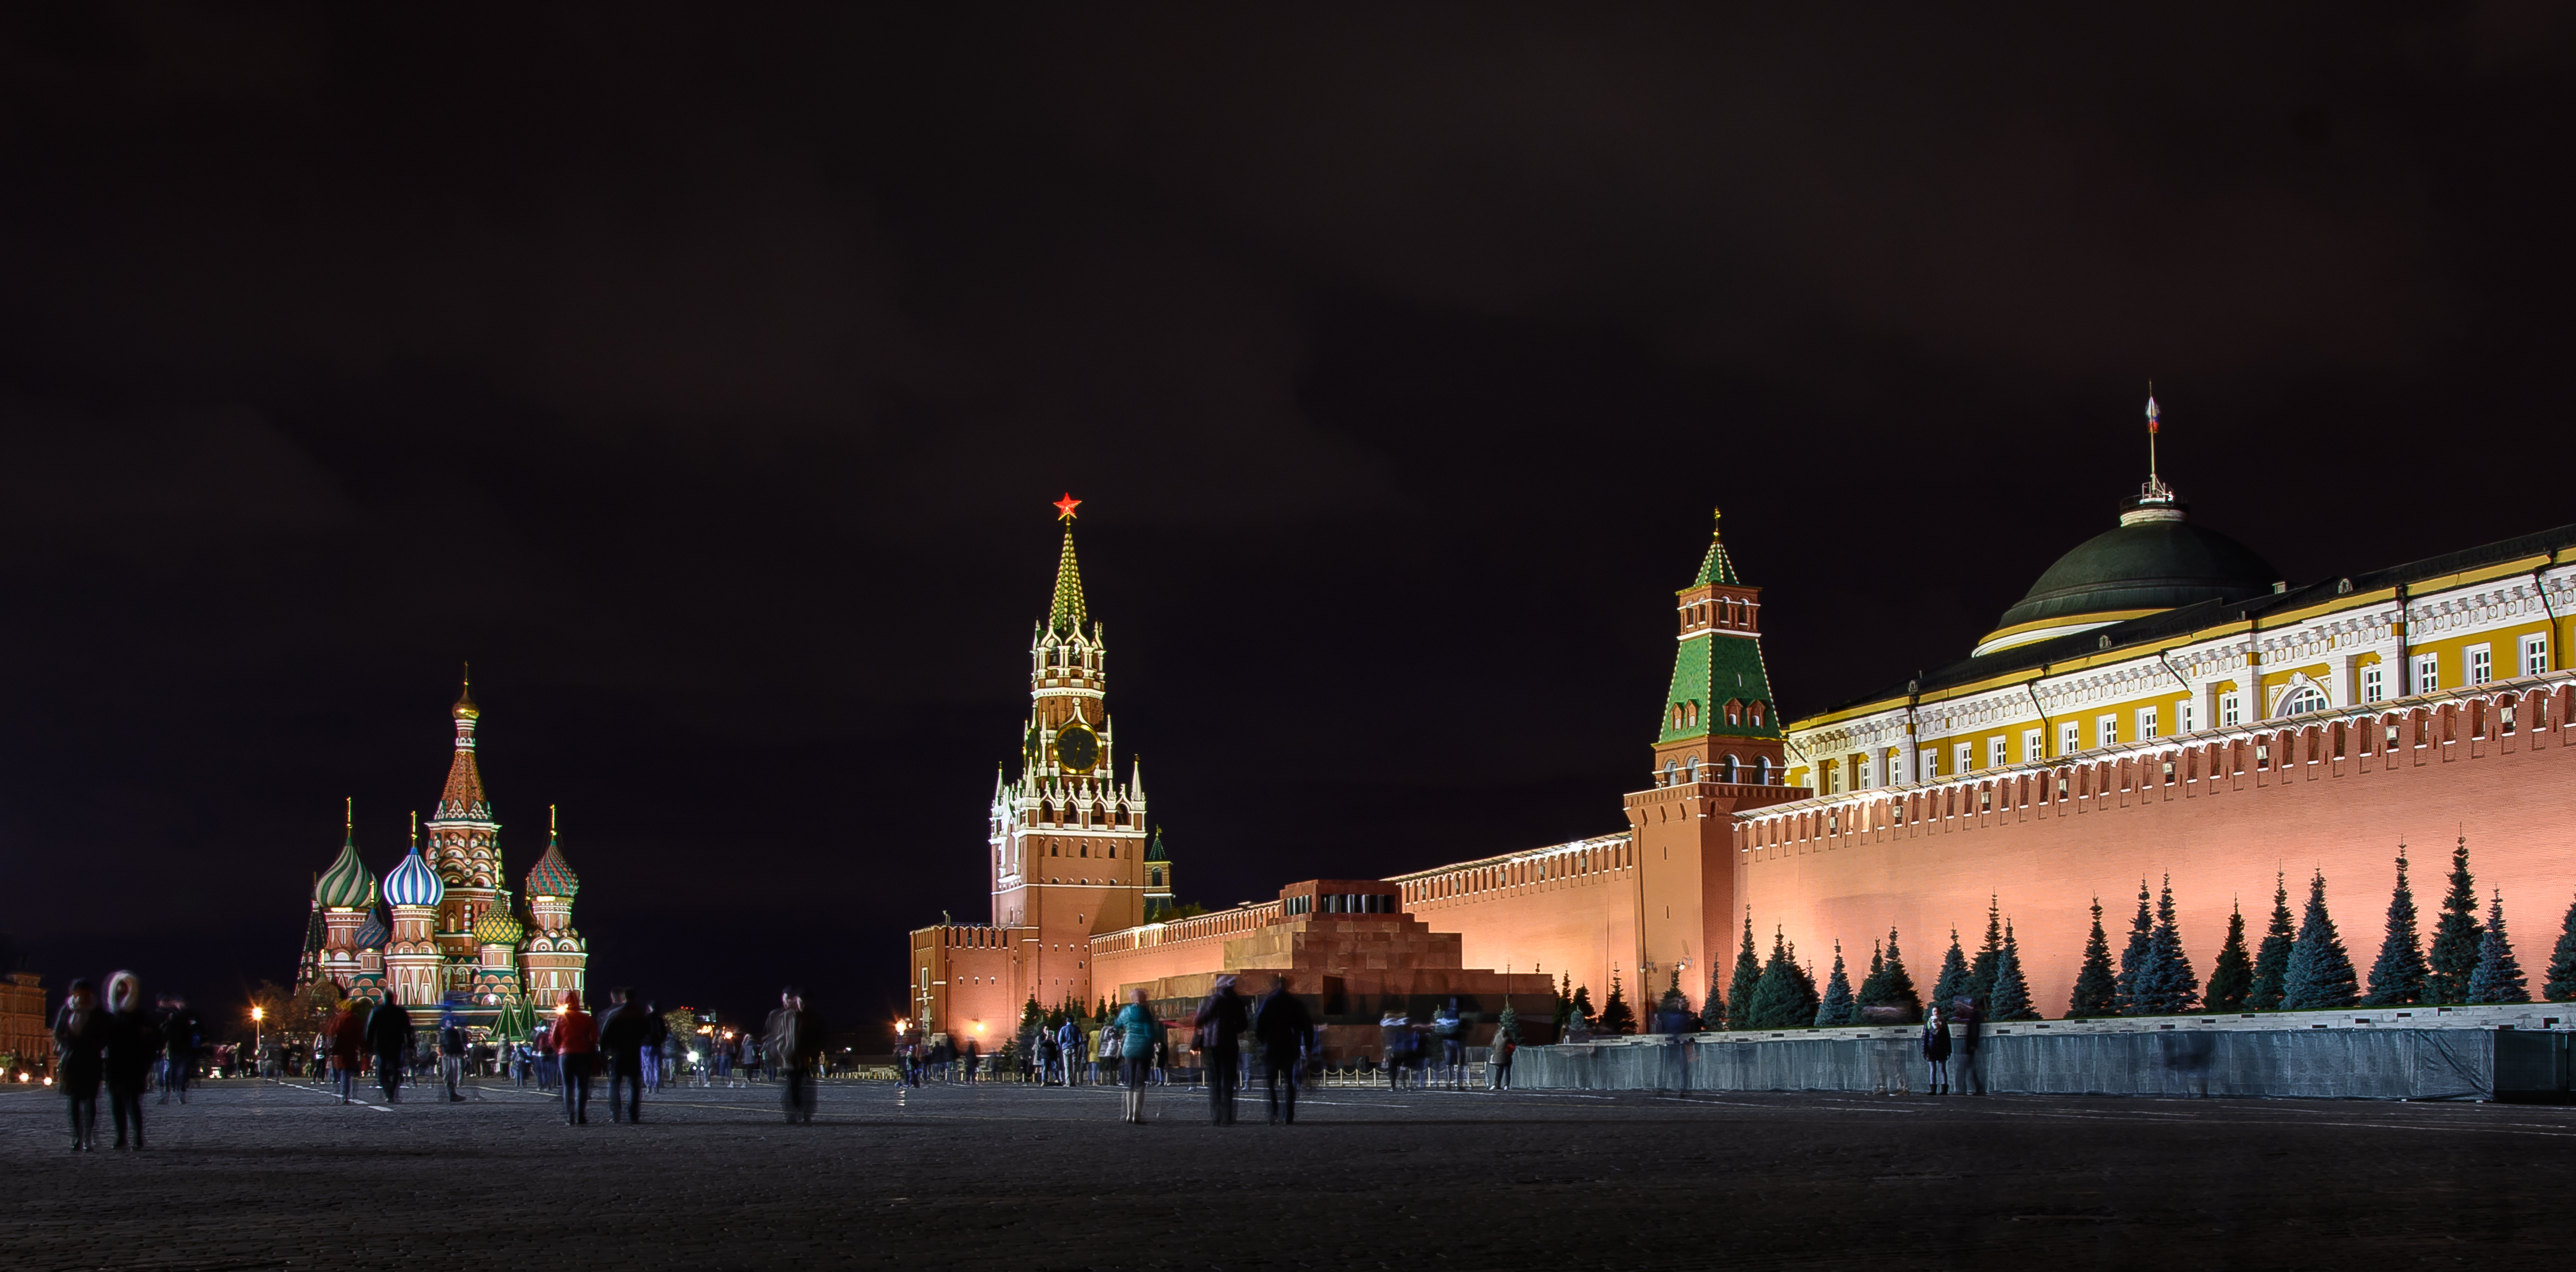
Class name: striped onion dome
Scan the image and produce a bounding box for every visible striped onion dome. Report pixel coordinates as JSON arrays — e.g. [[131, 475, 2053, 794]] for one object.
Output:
[[473, 906, 524, 946], [383, 846, 446, 908], [525, 836, 579, 899], [314, 834, 374, 909], [352, 907, 390, 950]]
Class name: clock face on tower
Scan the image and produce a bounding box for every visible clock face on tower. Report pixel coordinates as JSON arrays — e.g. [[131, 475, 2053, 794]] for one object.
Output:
[[1053, 723, 1100, 774]]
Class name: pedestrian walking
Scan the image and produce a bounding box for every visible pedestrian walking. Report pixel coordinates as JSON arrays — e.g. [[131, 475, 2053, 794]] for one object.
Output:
[[1920, 1005, 1951, 1095], [1191, 975, 1249, 1125], [159, 993, 202, 1106], [964, 1037, 982, 1083], [765, 987, 825, 1123], [1951, 997, 1985, 1096], [327, 1001, 365, 1101], [437, 1008, 469, 1102], [597, 987, 652, 1124], [1110, 988, 1157, 1124], [1433, 999, 1466, 1088], [552, 991, 599, 1124], [1253, 975, 1314, 1125], [364, 993, 414, 1104], [640, 1002, 668, 1093], [101, 971, 161, 1150], [1490, 1031, 1516, 1090], [52, 978, 106, 1150], [1378, 1010, 1414, 1091]]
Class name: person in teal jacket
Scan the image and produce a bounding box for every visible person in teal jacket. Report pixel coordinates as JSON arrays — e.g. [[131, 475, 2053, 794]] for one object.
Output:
[[1110, 988, 1159, 1124]]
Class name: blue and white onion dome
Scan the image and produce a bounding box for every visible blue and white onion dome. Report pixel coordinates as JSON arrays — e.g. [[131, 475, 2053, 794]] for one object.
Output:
[[383, 846, 446, 908]]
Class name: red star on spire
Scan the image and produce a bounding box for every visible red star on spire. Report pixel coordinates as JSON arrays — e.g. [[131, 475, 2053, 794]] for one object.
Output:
[[1053, 492, 1082, 521]]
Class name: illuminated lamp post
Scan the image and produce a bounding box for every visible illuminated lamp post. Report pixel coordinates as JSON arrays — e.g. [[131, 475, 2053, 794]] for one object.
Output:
[[251, 1006, 265, 1082]]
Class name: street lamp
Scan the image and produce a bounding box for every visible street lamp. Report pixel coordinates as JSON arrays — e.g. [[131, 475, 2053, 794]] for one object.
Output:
[[251, 1006, 265, 1081]]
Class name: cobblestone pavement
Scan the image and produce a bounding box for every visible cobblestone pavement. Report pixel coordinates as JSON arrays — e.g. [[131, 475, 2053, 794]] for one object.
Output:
[[5, 1076, 2574, 1269]]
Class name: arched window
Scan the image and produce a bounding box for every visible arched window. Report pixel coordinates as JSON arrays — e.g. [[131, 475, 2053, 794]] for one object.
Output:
[[1722, 755, 1740, 783], [1686, 701, 1700, 727], [1684, 756, 1700, 783], [1758, 756, 1774, 785], [1663, 759, 1677, 786], [2282, 684, 2329, 717]]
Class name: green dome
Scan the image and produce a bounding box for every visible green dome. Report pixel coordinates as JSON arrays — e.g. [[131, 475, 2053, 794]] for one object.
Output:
[[315, 836, 374, 909], [1977, 498, 2276, 656]]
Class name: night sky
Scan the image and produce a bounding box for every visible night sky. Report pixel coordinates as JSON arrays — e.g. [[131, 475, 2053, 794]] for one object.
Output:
[[5, 8, 2573, 1042]]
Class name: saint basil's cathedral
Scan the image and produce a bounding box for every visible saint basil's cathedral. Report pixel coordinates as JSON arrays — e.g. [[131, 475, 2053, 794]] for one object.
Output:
[[296, 680, 589, 1025]]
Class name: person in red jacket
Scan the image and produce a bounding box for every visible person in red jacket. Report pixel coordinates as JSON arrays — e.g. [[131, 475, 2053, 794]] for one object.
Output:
[[551, 990, 599, 1125], [326, 1001, 366, 1104]]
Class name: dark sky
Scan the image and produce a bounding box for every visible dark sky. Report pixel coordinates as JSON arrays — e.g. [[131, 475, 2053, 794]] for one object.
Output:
[[5, 6, 2574, 1040]]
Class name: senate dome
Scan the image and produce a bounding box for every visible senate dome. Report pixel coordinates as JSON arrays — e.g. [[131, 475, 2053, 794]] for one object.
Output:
[[1973, 491, 2278, 658]]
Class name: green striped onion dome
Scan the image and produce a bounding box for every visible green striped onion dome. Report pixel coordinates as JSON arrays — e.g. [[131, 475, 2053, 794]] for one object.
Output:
[[526, 837, 579, 899], [315, 836, 374, 909], [383, 846, 445, 908], [473, 906, 524, 946]]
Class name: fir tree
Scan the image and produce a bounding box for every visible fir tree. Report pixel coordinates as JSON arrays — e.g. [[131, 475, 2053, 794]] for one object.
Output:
[[1988, 920, 2039, 1021], [1854, 940, 1887, 1014], [2114, 879, 2156, 1015], [1597, 971, 1638, 1034], [2134, 875, 2200, 1016], [1931, 928, 1971, 1012], [1554, 971, 1574, 1034], [2067, 897, 2119, 1018], [2547, 896, 2576, 1003], [1571, 983, 1596, 1022], [1787, 945, 1822, 1024], [1815, 943, 1857, 1027], [2206, 901, 2254, 1012], [2364, 847, 2430, 1007], [1746, 928, 1802, 1028], [1019, 996, 1046, 1039], [2427, 837, 2483, 1004], [2249, 872, 2296, 1010], [1727, 910, 1763, 1031], [1702, 969, 1729, 1031], [2280, 870, 2359, 1010], [1878, 928, 1924, 1023], [1967, 894, 2006, 1006], [1496, 1000, 1521, 1044], [2467, 892, 2531, 1004]]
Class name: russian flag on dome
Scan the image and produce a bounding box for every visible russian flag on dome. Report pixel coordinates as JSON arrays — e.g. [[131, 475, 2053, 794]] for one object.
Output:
[[2146, 393, 2160, 434]]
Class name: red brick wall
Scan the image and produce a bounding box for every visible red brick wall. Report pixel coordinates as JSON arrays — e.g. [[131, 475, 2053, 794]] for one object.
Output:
[[1733, 691, 2576, 1015]]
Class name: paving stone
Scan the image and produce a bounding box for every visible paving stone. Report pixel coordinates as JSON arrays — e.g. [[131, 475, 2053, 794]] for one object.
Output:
[[2, 1076, 2570, 1268]]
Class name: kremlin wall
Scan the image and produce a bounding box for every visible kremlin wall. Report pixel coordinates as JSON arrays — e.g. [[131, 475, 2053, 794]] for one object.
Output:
[[910, 448, 2576, 1046]]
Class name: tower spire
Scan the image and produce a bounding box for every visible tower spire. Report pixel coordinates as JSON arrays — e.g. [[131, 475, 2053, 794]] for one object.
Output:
[[1692, 506, 1739, 587], [1049, 507, 1089, 636]]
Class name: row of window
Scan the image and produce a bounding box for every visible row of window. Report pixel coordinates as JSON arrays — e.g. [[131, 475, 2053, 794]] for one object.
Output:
[[1681, 597, 1757, 631], [1668, 698, 1767, 730], [1830, 636, 2553, 790], [1657, 754, 1778, 786]]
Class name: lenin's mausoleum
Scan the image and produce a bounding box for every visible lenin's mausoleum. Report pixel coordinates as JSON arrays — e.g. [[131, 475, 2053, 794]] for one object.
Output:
[[910, 432, 2576, 1050]]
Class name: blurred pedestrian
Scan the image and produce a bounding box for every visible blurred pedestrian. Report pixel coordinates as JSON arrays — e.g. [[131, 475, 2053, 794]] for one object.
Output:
[[327, 1000, 365, 1101], [766, 987, 824, 1123], [102, 971, 161, 1149], [1951, 997, 1985, 1096], [1111, 988, 1157, 1124], [1253, 975, 1314, 1125], [52, 978, 106, 1150], [1379, 1010, 1415, 1091], [364, 993, 414, 1103], [437, 1008, 470, 1102], [1920, 1005, 1951, 1095], [597, 987, 652, 1124], [640, 1001, 668, 1093], [553, 991, 598, 1124], [1192, 975, 1249, 1125], [159, 993, 202, 1106]]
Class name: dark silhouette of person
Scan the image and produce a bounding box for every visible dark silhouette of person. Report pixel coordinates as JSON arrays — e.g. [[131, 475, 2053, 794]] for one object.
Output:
[[1192, 977, 1249, 1125], [1253, 975, 1315, 1125]]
